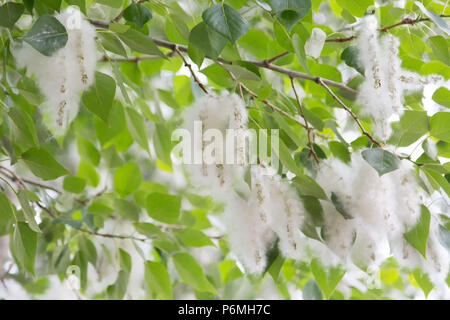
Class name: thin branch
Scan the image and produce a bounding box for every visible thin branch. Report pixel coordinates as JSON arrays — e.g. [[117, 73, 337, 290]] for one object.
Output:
[[88, 19, 357, 97], [290, 78, 319, 163], [0, 165, 60, 193], [0, 263, 13, 284], [173, 46, 209, 94], [263, 51, 291, 65], [325, 15, 450, 43], [316, 78, 382, 147], [74, 227, 148, 242]]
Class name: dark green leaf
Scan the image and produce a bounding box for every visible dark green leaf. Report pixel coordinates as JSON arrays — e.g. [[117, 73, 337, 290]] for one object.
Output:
[[202, 3, 249, 43], [23, 15, 68, 56], [361, 148, 400, 176], [0, 3, 25, 29], [189, 22, 228, 60], [21, 148, 69, 180], [123, 3, 152, 28], [82, 72, 116, 122]]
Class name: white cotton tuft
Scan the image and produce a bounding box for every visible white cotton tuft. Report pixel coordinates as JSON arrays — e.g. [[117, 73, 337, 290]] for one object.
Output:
[[222, 192, 275, 274], [356, 16, 395, 141], [305, 28, 326, 59], [250, 166, 306, 259], [181, 93, 249, 198], [316, 153, 423, 269], [14, 7, 97, 136], [356, 16, 444, 142]]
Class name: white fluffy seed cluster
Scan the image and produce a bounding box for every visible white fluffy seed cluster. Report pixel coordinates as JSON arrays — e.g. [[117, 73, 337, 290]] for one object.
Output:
[[182, 94, 307, 273], [14, 8, 97, 136], [316, 153, 449, 285], [356, 16, 442, 141]]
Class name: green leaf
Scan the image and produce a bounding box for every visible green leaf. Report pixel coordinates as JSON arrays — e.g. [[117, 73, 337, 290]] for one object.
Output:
[[23, 15, 68, 56], [119, 248, 132, 272], [341, 46, 364, 74], [430, 112, 450, 142], [331, 192, 353, 220], [411, 269, 434, 297], [0, 193, 14, 230], [63, 176, 86, 194], [189, 22, 227, 60], [77, 136, 100, 166], [391, 111, 429, 147], [219, 260, 244, 284], [329, 141, 351, 163], [303, 279, 323, 300], [114, 162, 142, 197], [175, 229, 215, 247], [145, 261, 173, 299], [117, 29, 165, 57], [78, 160, 100, 187], [292, 33, 309, 73], [123, 3, 152, 28], [99, 32, 127, 57], [79, 236, 97, 266], [268, 0, 312, 30], [16, 190, 40, 233], [438, 225, 450, 252], [146, 192, 180, 224], [10, 221, 37, 275], [404, 205, 431, 258], [202, 3, 249, 43], [432, 87, 450, 109], [0, 3, 25, 29], [361, 148, 400, 176], [429, 36, 449, 64], [21, 148, 69, 180], [8, 107, 39, 149], [415, 2, 450, 35], [292, 174, 327, 199], [311, 258, 346, 299], [82, 72, 116, 122], [172, 252, 217, 294], [336, 0, 374, 18], [133, 222, 162, 238], [125, 107, 149, 152], [107, 269, 129, 300]]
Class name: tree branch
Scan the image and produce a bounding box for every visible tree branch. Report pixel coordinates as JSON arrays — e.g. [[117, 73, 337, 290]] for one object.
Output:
[[316, 78, 382, 147], [88, 19, 357, 97], [325, 15, 450, 42], [173, 46, 209, 94], [290, 78, 319, 163]]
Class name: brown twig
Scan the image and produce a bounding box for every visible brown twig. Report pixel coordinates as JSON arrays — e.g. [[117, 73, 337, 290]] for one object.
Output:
[[316, 78, 382, 147], [290, 78, 319, 163], [325, 15, 450, 43], [173, 46, 209, 94], [263, 52, 291, 65], [0, 263, 13, 284], [88, 19, 357, 97]]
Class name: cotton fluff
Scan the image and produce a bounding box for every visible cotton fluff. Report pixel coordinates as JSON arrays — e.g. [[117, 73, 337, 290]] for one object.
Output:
[[182, 94, 308, 273], [316, 153, 423, 268], [181, 93, 249, 199], [357, 16, 398, 141], [223, 192, 275, 274], [250, 165, 306, 259], [356, 16, 444, 142], [14, 8, 97, 136]]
